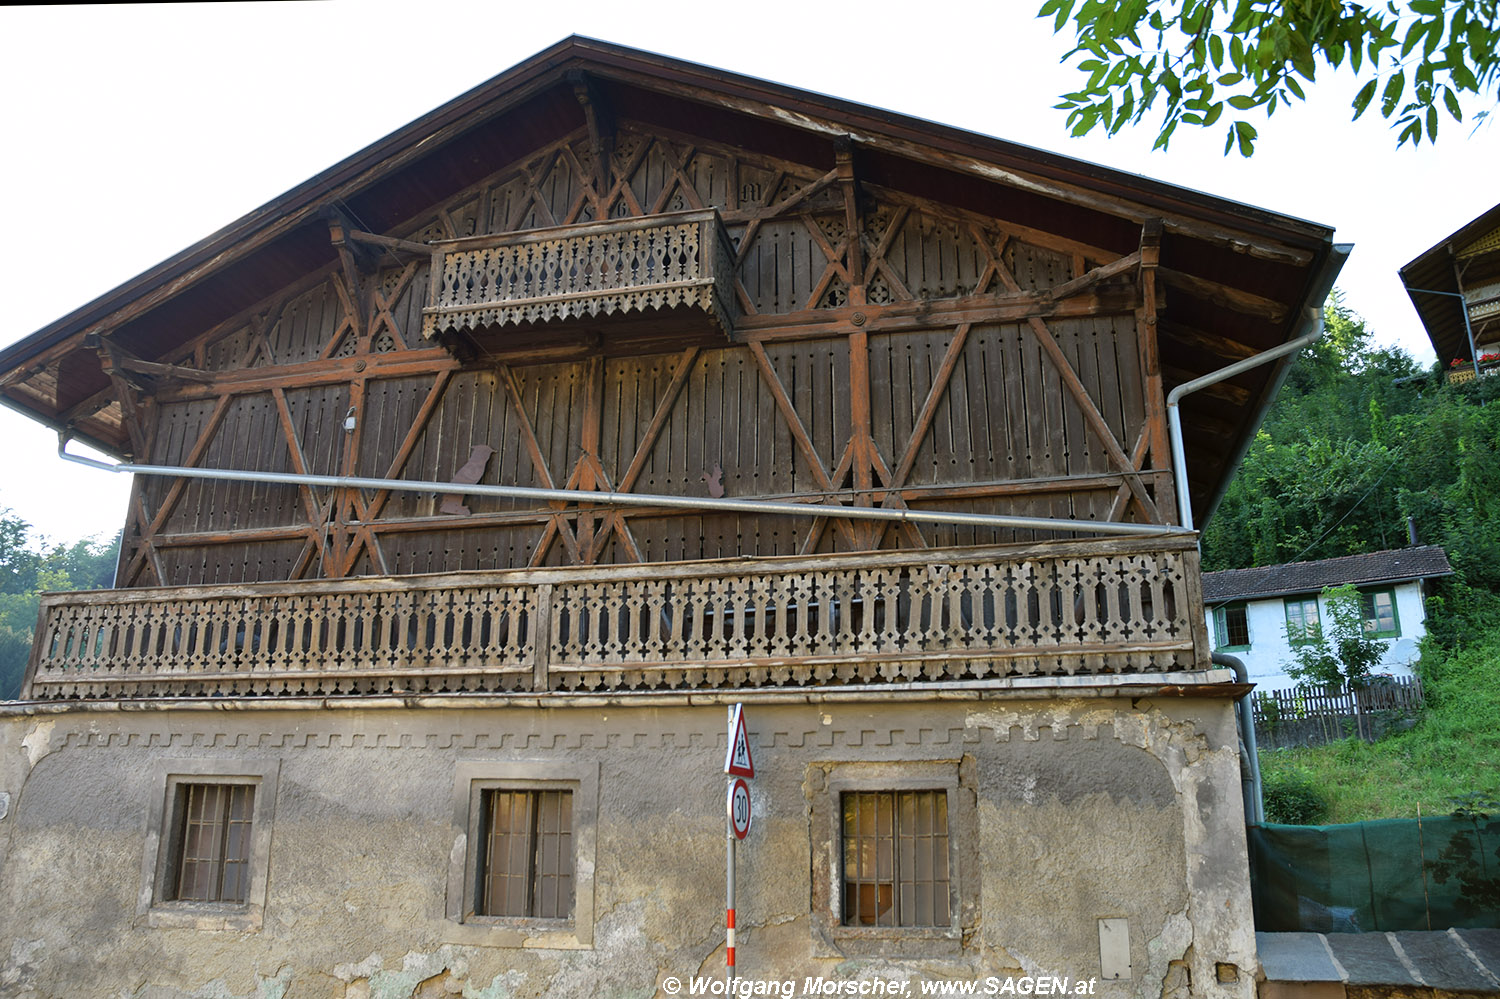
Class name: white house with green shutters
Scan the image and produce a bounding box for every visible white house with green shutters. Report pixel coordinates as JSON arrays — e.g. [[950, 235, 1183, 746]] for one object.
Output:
[[1202, 546, 1453, 692]]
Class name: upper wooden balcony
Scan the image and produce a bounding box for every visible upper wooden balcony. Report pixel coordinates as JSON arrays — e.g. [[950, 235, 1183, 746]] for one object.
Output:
[[420, 209, 739, 356], [24, 536, 1208, 701]]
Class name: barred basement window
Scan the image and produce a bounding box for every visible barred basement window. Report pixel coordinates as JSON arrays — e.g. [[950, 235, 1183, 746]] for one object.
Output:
[[841, 789, 950, 927], [477, 788, 574, 918], [141, 762, 276, 931], [166, 783, 255, 904], [448, 761, 597, 947]]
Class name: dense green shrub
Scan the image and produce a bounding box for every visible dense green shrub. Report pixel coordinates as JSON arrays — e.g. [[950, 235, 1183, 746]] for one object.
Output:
[[1262, 764, 1330, 824]]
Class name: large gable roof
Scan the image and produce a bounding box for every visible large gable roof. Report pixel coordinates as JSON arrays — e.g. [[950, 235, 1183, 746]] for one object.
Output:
[[0, 36, 1341, 527]]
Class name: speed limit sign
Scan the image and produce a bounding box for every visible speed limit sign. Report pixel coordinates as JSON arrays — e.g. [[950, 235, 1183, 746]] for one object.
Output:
[[728, 778, 751, 839]]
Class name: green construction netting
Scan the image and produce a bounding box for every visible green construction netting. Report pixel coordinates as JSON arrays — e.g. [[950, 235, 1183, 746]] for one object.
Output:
[[1249, 816, 1500, 932]]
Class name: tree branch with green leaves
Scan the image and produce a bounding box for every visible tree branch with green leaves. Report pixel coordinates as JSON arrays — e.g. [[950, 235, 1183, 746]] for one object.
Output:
[[1043, 0, 1499, 155]]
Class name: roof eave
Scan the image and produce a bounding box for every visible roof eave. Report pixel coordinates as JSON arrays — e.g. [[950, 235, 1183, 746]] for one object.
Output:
[[1206, 569, 1455, 604]]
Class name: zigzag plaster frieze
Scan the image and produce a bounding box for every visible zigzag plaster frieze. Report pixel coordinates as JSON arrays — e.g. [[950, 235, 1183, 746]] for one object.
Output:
[[53, 712, 1214, 758]]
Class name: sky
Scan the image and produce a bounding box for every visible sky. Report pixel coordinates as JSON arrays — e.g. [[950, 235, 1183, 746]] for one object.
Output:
[[2, 1, 1497, 548]]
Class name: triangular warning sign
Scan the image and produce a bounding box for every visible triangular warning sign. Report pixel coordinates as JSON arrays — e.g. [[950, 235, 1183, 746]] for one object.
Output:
[[725, 703, 754, 778]]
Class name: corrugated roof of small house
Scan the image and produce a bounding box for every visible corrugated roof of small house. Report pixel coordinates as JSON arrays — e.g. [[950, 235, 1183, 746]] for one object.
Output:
[[1203, 545, 1453, 603]]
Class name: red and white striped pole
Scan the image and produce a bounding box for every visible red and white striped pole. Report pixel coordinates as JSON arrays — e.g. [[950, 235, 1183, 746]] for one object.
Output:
[[727, 777, 737, 981], [726, 891, 736, 978]]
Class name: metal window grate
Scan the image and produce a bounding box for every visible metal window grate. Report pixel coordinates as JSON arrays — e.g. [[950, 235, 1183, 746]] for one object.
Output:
[[172, 783, 254, 904], [841, 790, 950, 927], [480, 789, 573, 919]]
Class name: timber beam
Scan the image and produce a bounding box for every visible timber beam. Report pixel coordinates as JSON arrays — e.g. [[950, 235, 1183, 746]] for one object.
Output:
[[1157, 266, 1288, 323], [1157, 318, 1259, 362], [569, 70, 616, 193]]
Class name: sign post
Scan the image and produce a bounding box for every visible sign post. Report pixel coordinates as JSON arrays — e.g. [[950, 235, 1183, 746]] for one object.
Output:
[[724, 703, 754, 983]]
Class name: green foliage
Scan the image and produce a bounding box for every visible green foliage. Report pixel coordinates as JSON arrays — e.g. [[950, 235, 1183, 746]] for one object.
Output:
[[1201, 297, 1425, 570], [0, 521, 120, 700], [1261, 762, 1329, 824], [0, 509, 40, 595], [1286, 584, 1390, 687], [1202, 295, 1500, 641], [0, 625, 31, 708], [1260, 625, 1500, 822], [1041, 0, 1500, 154]]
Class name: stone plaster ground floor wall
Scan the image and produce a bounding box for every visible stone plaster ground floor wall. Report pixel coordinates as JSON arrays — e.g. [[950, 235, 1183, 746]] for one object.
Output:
[[0, 686, 1255, 999]]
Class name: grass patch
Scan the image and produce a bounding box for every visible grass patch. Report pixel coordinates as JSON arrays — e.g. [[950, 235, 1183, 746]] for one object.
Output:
[[1257, 628, 1500, 824]]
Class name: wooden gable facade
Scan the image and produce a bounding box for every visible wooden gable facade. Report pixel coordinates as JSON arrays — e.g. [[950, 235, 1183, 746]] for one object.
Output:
[[0, 38, 1339, 701], [0, 39, 1354, 997]]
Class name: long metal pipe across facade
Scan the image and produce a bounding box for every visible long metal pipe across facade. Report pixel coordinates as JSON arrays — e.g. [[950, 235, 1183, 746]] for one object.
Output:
[[59, 442, 1187, 538]]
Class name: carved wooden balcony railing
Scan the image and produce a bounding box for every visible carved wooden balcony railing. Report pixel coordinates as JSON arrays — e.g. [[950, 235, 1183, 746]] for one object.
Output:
[[420, 209, 738, 346], [23, 537, 1208, 701]]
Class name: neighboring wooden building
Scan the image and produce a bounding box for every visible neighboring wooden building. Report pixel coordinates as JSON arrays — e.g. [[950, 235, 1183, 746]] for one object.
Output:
[[0, 39, 1343, 998], [1401, 201, 1500, 378]]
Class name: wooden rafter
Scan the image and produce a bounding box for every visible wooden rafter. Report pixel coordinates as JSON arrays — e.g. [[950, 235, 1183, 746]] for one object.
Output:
[[1156, 266, 1287, 322]]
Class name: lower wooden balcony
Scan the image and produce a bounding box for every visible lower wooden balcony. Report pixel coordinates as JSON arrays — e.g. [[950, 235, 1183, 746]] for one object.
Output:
[[23, 537, 1209, 701]]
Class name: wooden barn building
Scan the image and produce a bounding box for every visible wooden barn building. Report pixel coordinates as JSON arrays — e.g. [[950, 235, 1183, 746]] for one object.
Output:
[[0, 38, 1344, 998]]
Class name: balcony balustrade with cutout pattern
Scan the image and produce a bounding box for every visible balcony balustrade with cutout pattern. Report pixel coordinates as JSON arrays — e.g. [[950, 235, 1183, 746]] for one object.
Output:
[[420, 209, 739, 354], [23, 536, 1210, 700]]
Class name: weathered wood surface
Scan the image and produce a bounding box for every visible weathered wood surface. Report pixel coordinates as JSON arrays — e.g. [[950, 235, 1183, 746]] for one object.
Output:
[[26, 537, 1207, 700], [98, 124, 1176, 589]]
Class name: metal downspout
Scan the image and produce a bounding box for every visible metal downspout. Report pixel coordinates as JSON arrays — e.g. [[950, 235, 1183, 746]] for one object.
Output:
[[1167, 306, 1325, 533], [1406, 285, 1480, 371], [57, 442, 1188, 539], [1214, 651, 1264, 825], [1164, 243, 1348, 823], [1165, 243, 1351, 532]]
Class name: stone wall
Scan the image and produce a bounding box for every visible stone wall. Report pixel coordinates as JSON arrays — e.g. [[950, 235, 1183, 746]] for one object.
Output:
[[0, 689, 1255, 998]]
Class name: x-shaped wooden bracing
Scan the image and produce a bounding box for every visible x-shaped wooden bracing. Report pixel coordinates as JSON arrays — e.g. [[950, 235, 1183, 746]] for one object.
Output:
[[123, 143, 1166, 580]]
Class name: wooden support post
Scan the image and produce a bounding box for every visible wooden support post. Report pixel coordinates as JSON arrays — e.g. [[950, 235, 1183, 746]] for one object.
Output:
[[570, 71, 616, 197], [835, 135, 865, 306], [1136, 218, 1176, 524]]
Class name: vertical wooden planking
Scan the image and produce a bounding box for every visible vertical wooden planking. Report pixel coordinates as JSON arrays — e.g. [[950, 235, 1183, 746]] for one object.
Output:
[[492, 369, 528, 507], [1112, 314, 1147, 460], [867, 332, 895, 471], [964, 328, 997, 481], [829, 339, 851, 486], [888, 334, 921, 485], [1053, 320, 1088, 480], [944, 332, 973, 487], [683, 352, 707, 511], [1090, 317, 1126, 455]]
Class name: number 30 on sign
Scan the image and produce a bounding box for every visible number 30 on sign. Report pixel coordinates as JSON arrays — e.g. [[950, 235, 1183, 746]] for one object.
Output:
[[728, 778, 751, 839]]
